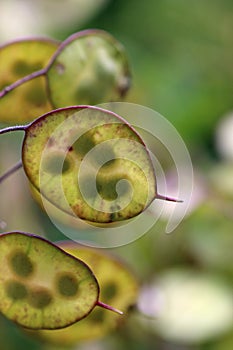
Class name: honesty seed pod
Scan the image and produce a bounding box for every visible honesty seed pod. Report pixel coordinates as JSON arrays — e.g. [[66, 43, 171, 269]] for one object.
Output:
[[0, 232, 122, 330], [46, 29, 131, 107], [28, 241, 139, 346], [0, 29, 130, 123], [21, 105, 157, 224], [0, 37, 59, 123], [0, 105, 179, 224]]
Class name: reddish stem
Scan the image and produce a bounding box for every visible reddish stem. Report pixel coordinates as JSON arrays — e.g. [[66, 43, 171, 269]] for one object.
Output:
[[0, 125, 27, 135], [97, 300, 123, 315], [0, 160, 23, 184], [0, 68, 47, 99], [156, 193, 183, 203]]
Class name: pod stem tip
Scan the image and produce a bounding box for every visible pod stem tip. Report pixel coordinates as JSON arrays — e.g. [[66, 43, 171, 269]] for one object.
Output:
[[156, 193, 183, 203], [97, 300, 123, 315]]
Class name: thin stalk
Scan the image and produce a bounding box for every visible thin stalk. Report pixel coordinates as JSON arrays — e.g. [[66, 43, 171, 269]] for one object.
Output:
[[0, 68, 47, 99], [0, 125, 27, 135], [156, 193, 183, 203], [97, 300, 123, 315], [0, 160, 23, 184]]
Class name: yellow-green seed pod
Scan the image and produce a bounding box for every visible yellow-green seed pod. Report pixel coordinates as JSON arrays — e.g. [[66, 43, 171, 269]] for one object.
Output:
[[0, 38, 59, 124], [29, 241, 139, 345], [22, 105, 157, 223], [46, 29, 131, 108], [0, 232, 102, 329]]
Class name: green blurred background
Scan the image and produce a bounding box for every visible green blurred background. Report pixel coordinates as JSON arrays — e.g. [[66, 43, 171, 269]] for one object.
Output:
[[0, 0, 233, 349]]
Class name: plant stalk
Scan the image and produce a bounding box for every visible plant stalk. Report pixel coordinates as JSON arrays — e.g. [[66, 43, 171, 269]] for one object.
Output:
[[0, 160, 23, 184], [0, 68, 46, 99], [0, 125, 27, 135], [97, 300, 123, 315], [156, 193, 183, 203]]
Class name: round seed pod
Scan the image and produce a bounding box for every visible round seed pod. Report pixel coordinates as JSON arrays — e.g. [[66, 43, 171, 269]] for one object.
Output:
[[46, 29, 130, 108], [0, 232, 101, 329], [28, 241, 139, 345], [22, 105, 156, 223], [0, 38, 59, 123]]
